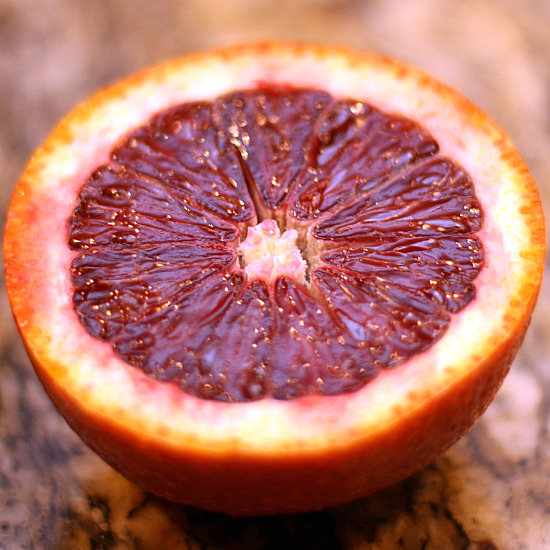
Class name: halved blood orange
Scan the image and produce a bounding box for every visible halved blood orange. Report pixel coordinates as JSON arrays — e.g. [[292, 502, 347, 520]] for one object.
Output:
[[4, 43, 545, 515]]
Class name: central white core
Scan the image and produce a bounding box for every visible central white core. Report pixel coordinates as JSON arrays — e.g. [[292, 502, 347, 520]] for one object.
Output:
[[238, 219, 307, 284]]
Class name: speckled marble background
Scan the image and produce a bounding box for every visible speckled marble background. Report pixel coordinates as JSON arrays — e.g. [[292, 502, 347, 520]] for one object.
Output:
[[1, 1, 549, 549]]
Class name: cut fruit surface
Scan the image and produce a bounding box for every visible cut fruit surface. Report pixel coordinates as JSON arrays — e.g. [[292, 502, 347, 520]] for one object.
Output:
[[66, 85, 485, 402], [4, 43, 545, 515]]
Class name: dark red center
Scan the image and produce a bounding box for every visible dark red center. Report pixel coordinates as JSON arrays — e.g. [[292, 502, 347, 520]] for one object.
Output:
[[68, 86, 483, 401]]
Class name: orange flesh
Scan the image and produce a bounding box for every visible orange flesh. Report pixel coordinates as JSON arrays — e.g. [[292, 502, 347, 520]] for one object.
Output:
[[68, 87, 484, 402]]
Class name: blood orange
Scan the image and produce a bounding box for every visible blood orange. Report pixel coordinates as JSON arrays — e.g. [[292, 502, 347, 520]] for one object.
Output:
[[4, 43, 545, 515]]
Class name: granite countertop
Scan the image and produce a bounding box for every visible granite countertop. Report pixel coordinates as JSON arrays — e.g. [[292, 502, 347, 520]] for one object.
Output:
[[1, 1, 549, 548]]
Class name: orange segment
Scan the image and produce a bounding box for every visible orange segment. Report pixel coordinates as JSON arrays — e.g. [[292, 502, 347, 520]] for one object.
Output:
[[112, 100, 256, 224], [4, 43, 545, 515], [217, 87, 332, 215], [289, 99, 439, 220]]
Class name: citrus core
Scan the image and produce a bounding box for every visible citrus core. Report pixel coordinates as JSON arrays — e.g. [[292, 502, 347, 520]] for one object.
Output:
[[4, 43, 545, 515]]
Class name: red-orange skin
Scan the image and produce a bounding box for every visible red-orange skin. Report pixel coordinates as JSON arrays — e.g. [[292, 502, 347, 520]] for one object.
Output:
[[4, 43, 545, 516], [35, 335, 517, 515]]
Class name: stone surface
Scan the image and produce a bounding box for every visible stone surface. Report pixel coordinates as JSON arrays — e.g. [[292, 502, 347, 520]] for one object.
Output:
[[1, 1, 549, 548]]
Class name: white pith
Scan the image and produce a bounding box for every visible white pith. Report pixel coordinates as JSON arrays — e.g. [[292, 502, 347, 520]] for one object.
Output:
[[238, 218, 307, 284]]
